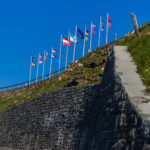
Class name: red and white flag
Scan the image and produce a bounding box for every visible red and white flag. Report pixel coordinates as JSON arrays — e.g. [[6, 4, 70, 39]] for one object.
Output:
[[108, 15, 111, 22], [92, 31, 95, 36], [92, 24, 96, 30], [62, 37, 72, 46], [108, 15, 112, 28], [52, 54, 56, 58], [52, 49, 57, 52], [39, 54, 43, 59], [39, 60, 43, 64]]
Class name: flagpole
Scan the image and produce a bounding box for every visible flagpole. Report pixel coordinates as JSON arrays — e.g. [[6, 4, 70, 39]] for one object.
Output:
[[42, 50, 45, 81], [90, 22, 92, 51], [29, 56, 32, 88], [49, 48, 53, 78], [83, 27, 86, 57], [36, 53, 40, 84], [98, 16, 102, 47], [65, 32, 69, 70], [73, 25, 77, 62], [106, 13, 108, 45], [59, 34, 62, 74]]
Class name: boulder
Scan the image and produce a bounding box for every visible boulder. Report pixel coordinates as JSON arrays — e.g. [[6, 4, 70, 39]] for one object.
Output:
[[65, 78, 84, 87], [84, 61, 103, 68], [75, 70, 83, 74]]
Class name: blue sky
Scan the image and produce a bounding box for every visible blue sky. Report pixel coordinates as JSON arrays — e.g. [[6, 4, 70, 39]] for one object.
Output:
[[0, 0, 149, 87]]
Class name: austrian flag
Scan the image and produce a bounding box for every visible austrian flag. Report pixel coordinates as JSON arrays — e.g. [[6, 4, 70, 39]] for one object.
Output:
[[52, 54, 56, 58], [108, 15, 112, 28], [39, 54, 43, 59], [52, 49, 57, 52], [62, 37, 72, 46]]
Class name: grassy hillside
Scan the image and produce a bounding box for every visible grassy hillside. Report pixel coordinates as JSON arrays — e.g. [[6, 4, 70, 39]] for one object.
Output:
[[1, 21, 150, 112], [0, 45, 109, 111], [117, 22, 150, 92]]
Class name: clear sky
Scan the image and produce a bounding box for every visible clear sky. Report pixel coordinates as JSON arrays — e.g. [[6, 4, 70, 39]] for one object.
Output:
[[0, 0, 149, 87]]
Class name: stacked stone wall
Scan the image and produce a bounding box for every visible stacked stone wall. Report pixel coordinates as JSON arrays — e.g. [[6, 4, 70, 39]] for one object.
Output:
[[0, 50, 150, 150]]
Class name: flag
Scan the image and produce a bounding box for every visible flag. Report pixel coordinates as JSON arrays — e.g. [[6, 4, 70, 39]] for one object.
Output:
[[44, 57, 47, 61], [39, 54, 43, 59], [85, 30, 89, 35], [32, 62, 35, 67], [85, 37, 88, 41], [92, 31, 95, 36], [52, 54, 56, 58], [92, 24, 96, 30], [46, 52, 49, 56], [32, 57, 34, 62], [101, 25, 104, 31], [84, 29, 89, 41], [39, 60, 42, 64], [31, 57, 35, 67], [108, 15, 112, 28], [62, 37, 72, 46], [108, 15, 111, 22], [52, 49, 57, 52], [77, 28, 84, 39], [108, 22, 112, 28], [100, 19, 104, 31], [70, 35, 77, 43]]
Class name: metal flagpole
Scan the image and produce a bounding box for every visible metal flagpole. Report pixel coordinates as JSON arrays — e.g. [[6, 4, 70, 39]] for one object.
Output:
[[106, 13, 108, 45], [59, 34, 62, 74], [98, 16, 102, 47], [36, 53, 40, 84], [90, 22, 92, 51], [42, 50, 45, 82], [83, 27, 86, 57], [49, 48, 53, 78], [65, 32, 69, 70], [73, 25, 77, 62], [29, 56, 32, 88]]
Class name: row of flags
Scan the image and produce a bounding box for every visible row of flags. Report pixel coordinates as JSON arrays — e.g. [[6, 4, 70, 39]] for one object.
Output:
[[61, 25, 96, 46], [29, 13, 112, 86], [32, 51, 56, 67]]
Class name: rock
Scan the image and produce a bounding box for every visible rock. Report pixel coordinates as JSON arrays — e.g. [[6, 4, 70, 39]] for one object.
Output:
[[99, 73, 103, 78], [75, 70, 83, 74], [75, 60, 78, 64], [65, 78, 84, 87], [77, 63, 83, 67], [84, 62, 103, 68], [147, 32, 150, 36], [87, 49, 91, 53], [100, 50, 108, 56], [75, 78, 84, 84], [68, 67, 73, 72]]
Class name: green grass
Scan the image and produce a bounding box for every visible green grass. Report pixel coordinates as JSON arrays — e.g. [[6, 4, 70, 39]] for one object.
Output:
[[117, 21, 150, 92], [0, 45, 109, 111]]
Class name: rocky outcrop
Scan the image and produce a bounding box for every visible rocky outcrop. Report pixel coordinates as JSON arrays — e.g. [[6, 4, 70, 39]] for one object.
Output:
[[0, 46, 150, 150]]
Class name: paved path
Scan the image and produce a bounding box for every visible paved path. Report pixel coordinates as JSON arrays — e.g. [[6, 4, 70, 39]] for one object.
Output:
[[114, 46, 150, 120]]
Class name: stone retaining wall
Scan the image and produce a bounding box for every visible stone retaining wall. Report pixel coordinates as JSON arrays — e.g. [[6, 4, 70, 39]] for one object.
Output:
[[0, 49, 150, 150]]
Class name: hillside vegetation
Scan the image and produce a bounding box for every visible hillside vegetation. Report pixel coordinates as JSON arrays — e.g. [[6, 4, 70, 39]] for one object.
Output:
[[0, 45, 109, 111], [117, 21, 150, 92]]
